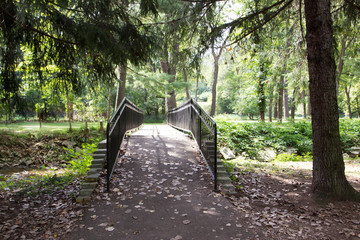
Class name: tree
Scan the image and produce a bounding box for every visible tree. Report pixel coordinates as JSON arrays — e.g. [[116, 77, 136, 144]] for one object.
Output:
[[208, 0, 359, 200], [304, 0, 359, 200], [0, 0, 157, 100], [210, 36, 228, 116]]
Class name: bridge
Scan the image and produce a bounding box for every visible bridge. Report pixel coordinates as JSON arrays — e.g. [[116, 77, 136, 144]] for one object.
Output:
[[67, 98, 247, 239]]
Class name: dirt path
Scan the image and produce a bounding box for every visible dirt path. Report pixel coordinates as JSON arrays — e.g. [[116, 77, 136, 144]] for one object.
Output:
[[65, 125, 259, 240]]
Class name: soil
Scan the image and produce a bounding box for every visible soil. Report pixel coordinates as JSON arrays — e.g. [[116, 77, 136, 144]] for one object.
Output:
[[228, 167, 360, 240], [0, 131, 102, 240]]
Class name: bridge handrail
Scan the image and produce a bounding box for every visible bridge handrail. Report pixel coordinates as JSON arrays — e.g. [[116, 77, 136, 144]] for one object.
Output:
[[167, 98, 218, 190], [106, 97, 143, 191]]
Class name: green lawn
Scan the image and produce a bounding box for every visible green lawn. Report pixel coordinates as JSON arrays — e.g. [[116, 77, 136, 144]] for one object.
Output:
[[0, 121, 101, 133]]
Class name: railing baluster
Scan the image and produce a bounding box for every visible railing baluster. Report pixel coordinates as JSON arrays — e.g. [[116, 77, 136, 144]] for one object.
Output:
[[167, 98, 218, 191], [106, 98, 143, 192]]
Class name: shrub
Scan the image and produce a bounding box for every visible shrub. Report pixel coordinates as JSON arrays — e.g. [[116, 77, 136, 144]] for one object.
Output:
[[65, 142, 97, 176], [217, 119, 360, 160]]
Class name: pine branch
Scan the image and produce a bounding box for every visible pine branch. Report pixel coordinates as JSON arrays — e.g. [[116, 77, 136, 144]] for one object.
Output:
[[0, 5, 77, 45], [344, 0, 360, 12], [220, 0, 294, 46]]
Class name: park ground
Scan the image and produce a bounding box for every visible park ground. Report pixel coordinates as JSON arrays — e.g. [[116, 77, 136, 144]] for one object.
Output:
[[0, 122, 359, 239]]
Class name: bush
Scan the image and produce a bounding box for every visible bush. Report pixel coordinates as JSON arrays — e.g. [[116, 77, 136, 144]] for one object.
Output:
[[65, 142, 97, 176], [217, 119, 360, 160], [217, 121, 313, 158]]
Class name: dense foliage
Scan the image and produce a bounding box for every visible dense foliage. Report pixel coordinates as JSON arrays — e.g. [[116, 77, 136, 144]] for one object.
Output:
[[217, 117, 360, 159]]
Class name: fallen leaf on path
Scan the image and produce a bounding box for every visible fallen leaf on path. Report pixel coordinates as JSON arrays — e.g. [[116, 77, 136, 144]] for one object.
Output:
[[183, 220, 191, 225], [105, 226, 115, 231]]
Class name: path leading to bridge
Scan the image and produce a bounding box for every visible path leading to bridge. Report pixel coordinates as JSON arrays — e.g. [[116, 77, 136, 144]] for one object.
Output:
[[66, 125, 259, 240]]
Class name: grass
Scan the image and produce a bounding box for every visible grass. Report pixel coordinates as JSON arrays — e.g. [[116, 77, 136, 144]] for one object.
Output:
[[0, 121, 101, 133]]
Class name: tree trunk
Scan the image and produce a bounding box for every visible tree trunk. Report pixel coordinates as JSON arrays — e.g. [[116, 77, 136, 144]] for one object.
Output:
[[183, 68, 191, 100], [210, 56, 219, 117], [345, 86, 352, 118], [66, 86, 72, 132], [257, 63, 266, 122], [307, 94, 311, 117], [302, 90, 307, 118], [290, 89, 297, 120], [357, 98, 360, 118], [304, 0, 359, 200], [167, 73, 177, 111], [195, 75, 199, 102], [273, 101, 278, 119], [284, 80, 289, 119], [168, 42, 180, 110], [161, 42, 179, 112], [107, 87, 112, 122], [336, 36, 347, 97], [161, 97, 166, 115], [269, 98, 273, 122], [278, 76, 284, 122], [210, 46, 220, 117], [115, 63, 127, 110], [258, 78, 266, 122], [290, 104, 296, 120]]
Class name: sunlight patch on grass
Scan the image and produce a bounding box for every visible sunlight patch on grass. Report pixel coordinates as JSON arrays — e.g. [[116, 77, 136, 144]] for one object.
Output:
[[0, 121, 100, 133], [223, 157, 359, 179]]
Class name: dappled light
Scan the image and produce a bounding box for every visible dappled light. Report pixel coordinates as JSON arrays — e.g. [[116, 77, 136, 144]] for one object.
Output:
[[1, 0, 360, 239]]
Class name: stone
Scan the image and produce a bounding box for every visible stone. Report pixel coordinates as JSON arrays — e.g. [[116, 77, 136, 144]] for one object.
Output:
[[257, 148, 277, 162], [220, 147, 235, 160]]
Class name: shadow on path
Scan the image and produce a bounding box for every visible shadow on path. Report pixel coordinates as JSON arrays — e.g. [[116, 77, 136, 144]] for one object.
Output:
[[66, 125, 258, 240]]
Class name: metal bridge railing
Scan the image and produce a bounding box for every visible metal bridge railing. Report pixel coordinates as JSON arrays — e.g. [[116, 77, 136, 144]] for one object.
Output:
[[106, 97, 143, 191], [167, 98, 218, 190]]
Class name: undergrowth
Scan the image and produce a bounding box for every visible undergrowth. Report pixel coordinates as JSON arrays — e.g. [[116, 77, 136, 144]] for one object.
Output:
[[217, 119, 360, 160], [0, 127, 103, 197]]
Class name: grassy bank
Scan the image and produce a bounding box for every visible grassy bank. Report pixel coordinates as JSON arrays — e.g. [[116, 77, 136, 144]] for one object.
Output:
[[215, 117, 360, 159]]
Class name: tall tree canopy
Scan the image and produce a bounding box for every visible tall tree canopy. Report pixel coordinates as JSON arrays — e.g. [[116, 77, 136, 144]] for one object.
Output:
[[0, 0, 157, 96]]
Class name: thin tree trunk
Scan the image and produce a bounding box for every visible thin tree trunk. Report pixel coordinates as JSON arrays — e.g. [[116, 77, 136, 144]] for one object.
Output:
[[210, 55, 219, 116], [210, 34, 228, 117], [210, 45, 221, 117], [278, 76, 284, 122], [302, 90, 307, 118], [336, 36, 347, 97], [107, 87, 112, 122], [273, 101, 278, 119], [183, 68, 190, 100], [269, 98, 273, 122], [66, 86, 72, 132], [115, 63, 127, 110], [39, 114, 42, 128], [168, 73, 177, 111], [307, 94, 311, 117], [195, 75, 199, 102], [345, 86, 352, 118], [258, 78, 266, 122], [161, 97, 166, 115], [290, 89, 297, 120], [290, 104, 296, 120], [305, 0, 359, 200], [284, 80, 289, 119], [357, 98, 360, 118]]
